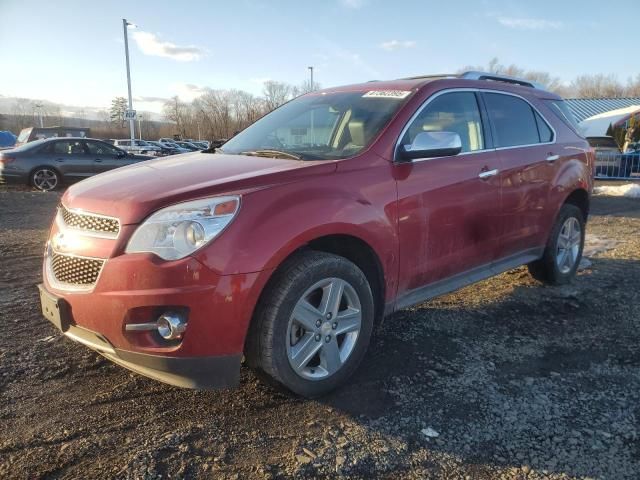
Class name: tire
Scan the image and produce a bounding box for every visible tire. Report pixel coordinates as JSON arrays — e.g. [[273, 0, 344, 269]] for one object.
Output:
[[31, 167, 60, 191], [528, 204, 585, 285], [246, 251, 375, 398]]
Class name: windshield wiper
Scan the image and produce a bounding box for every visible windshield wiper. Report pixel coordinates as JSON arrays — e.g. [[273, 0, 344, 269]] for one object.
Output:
[[240, 149, 302, 160]]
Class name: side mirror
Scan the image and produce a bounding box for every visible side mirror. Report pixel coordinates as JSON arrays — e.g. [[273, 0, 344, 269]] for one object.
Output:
[[398, 131, 462, 161]]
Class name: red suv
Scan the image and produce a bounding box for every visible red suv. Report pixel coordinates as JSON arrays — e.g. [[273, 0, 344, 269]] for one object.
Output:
[[39, 72, 593, 397]]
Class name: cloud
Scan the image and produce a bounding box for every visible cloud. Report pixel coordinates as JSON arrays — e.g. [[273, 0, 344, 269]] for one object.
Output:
[[135, 95, 169, 103], [496, 16, 563, 30], [339, 0, 365, 8], [171, 83, 208, 101], [132, 31, 204, 61], [380, 40, 416, 51]]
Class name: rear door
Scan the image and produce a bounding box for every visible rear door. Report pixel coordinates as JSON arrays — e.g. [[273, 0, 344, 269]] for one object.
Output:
[[395, 90, 503, 298], [481, 91, 556, 259], [45, 139, 94, 180]]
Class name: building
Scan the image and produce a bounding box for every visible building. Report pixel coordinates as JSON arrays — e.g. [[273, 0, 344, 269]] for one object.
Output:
[[565, 97, 640, 137]]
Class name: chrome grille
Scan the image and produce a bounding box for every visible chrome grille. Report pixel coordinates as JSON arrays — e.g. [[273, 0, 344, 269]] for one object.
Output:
[[50, 252, 105, 286], [59, 205, 120, 236]]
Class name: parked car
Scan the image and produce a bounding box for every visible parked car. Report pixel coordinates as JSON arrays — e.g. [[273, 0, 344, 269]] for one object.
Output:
[[15, 126, 91, 147], [38, 72, 593, 397], [0, 137, 153, 191], [113, 139, 163, 156], [145, 140, 189, 155], [174, 140, 202, 151]]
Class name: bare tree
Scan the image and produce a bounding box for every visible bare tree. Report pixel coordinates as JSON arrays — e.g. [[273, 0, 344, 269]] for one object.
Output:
[[570, 74, 625, 98], [263, 81, 293, 111]]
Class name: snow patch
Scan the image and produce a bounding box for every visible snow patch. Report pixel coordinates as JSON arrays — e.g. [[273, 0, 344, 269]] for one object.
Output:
[[594, 184, 640, 198]]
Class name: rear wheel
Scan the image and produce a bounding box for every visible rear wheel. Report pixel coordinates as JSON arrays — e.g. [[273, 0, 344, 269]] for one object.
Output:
[[528, 204, 585, 285], [31, 167, 60, 191], [246, 251, 374, 397]]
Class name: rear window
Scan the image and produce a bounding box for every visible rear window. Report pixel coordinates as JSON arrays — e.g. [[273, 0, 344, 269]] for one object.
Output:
[[545, 100, 581, 134]]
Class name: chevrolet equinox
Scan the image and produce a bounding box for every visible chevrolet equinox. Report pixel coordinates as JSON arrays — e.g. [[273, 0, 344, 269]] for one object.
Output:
[[39, 72, 593, 397]]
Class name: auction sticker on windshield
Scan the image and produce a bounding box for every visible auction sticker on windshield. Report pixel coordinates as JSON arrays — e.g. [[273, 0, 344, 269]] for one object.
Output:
[[362, 90, 411, 99]]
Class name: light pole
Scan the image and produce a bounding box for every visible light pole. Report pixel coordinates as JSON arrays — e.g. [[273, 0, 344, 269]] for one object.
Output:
[[122, 18, 135, 142], [308, 66, 315, 145], [308, 66, 314, 91]]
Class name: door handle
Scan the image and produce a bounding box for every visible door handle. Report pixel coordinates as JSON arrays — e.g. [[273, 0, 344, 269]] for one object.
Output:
[[55, 158, 64, 163], [478, 168, 499, 179], [546, 154, 560, 162], [94, 159, 103, 163]]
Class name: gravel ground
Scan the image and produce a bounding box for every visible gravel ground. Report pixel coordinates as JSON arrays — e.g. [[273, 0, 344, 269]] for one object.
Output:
[[1, 184, 639, 479]]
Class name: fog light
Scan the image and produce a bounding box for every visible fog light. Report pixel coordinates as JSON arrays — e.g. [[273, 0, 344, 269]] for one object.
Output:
[[156, 312, 187, 340]]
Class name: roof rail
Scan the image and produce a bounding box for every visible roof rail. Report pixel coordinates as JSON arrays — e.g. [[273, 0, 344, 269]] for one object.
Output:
[[460, 71, 545, 90]]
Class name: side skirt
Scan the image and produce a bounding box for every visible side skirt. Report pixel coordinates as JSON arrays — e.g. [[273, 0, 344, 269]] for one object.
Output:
[[390, 248, 544, 313]]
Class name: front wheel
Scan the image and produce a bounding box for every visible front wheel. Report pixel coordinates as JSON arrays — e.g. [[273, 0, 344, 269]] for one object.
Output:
[[31, 167, 60, 191], [246, 251, 374, 397], [528, 204, 585, 285]]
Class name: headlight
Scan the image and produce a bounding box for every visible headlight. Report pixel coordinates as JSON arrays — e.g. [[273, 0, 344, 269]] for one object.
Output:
[[125, 196, 240, 260]]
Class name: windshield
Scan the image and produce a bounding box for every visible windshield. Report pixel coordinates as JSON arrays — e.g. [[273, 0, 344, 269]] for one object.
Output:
[[220, 90, 413, 160]]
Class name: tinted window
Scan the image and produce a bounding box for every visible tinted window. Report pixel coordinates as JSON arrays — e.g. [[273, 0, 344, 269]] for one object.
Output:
[[546, 100, 580, 133], [402, 92, 484, 153], [485, 93, 542, 147], [86, 141, 122, 157], [535, 111, 553, 142], [51, 140, 86, 155]]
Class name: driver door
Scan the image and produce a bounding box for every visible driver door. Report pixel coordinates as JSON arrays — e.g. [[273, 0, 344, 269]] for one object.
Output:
[[394, 91, 503, 301], [85, 140, 129, 173]]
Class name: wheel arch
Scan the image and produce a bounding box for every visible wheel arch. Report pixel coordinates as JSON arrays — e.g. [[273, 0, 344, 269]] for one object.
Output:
[[243, 232, 388, 358], [562, 187, 590, 220]]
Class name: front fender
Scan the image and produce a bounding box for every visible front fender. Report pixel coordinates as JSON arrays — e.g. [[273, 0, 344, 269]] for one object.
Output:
[[193, 164, 399, 289]]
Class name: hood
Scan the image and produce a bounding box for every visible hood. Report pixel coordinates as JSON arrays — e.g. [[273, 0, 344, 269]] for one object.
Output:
[[63, 152, 336, 224]]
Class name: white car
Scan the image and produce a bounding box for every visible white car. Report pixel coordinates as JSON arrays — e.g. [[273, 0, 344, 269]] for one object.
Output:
[[114, 139, 163, 156]]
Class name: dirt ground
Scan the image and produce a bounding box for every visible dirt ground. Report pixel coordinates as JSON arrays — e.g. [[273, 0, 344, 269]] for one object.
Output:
[[1, 184, 639, 480]]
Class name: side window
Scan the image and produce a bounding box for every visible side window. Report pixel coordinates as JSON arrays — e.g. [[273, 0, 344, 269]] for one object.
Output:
[[484, 93, 541, 147], [534, 111, 553, 143], [402, 92, 484, 153], [86, 141, 121, 157], [51, 140, 86, 155]]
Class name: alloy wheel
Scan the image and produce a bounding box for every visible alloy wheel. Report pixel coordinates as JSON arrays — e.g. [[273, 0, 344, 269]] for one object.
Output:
[[32, 169, 58, 191], [556, 217, 582, 274], [286, 277, 362, 380]]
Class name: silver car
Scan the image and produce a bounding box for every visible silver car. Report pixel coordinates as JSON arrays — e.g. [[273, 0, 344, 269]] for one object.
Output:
[[0, 137, 153, 191]]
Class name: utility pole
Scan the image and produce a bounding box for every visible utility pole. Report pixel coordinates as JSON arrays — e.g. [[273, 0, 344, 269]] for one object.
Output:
[[308, 66, 314, 91], [34, 103, 44, 127], [308, 66, 315, 145], [122, 18, 135, 141]]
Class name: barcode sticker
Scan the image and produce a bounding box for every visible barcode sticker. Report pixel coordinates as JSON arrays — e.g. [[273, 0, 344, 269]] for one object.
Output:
[[362, 90, 411, 99]]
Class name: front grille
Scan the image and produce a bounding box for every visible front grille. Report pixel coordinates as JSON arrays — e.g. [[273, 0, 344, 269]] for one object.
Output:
[[60, 205, 120, 236], [50, 252, 105, 286]]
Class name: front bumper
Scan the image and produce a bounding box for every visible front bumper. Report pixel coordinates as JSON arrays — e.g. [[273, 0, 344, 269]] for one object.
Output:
[[39, 283, 242, 388]]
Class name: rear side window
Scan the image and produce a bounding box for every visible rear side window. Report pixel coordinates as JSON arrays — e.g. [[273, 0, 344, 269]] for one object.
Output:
[[402, 91, 485, 153], [546, 100, 581, 133], [534, 111, 553, 142], [484, 93, 543, 147]]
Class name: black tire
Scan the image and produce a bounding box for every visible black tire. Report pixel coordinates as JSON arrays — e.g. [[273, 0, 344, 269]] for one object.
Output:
[[528, 204, 585, 285], [246, 251, 375, 398], [30, 167, 60, 191]]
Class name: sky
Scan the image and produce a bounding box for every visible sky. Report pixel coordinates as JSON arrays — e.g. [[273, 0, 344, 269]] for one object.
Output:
[[0, 0, 637, 115]]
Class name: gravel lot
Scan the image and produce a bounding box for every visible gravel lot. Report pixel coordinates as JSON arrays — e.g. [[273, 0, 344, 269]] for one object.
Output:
[[1, 184, 639, 479]]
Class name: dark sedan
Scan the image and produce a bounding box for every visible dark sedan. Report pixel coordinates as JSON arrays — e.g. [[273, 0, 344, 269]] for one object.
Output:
[[0, 137, 153, 191]]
